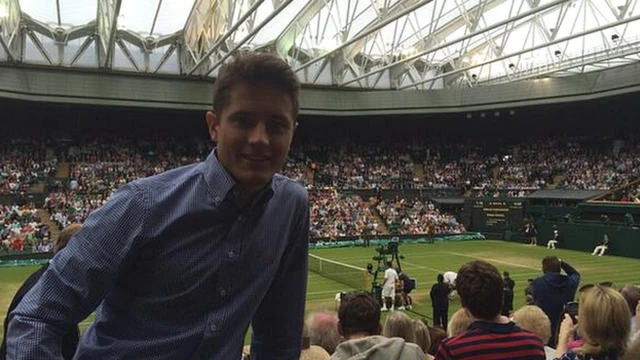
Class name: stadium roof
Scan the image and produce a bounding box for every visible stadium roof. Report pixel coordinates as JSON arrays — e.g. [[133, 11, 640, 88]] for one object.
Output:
[[0, 0, 639, 90]]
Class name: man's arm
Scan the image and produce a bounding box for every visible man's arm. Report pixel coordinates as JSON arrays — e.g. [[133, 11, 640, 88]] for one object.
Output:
[[251, 189, 309, 359], [560, 260, 580, 286], [6, 184, 147, 359]]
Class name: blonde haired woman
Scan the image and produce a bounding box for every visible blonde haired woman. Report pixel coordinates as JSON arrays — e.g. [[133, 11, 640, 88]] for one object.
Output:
[[383, 312, 416, 343], [447, 309, 474, 337], [556, 285, 631, 360], [512, 305, 555, 359], [412, 320, 434, 360]]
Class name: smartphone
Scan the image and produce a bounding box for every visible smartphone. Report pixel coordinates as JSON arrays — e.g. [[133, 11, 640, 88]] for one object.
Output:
[[566, 301, 579, 323]]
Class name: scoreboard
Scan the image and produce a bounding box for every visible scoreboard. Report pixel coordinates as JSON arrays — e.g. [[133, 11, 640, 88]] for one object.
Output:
[[466, 199, 526, 232]]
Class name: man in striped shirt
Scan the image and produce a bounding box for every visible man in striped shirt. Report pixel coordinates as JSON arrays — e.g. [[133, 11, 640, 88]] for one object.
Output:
[[436, 260, 545, 360]]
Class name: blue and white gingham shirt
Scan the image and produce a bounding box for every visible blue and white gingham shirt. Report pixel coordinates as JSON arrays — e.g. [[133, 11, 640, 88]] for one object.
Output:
[[7, 150, 310, 360]]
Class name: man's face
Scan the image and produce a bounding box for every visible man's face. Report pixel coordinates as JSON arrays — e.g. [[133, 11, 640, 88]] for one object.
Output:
[[206, 83, 296, 194]]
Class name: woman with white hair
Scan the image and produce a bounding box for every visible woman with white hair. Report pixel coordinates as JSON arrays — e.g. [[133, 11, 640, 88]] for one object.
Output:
[[555, 285, 631, 359], [512, 305, 555, 360]]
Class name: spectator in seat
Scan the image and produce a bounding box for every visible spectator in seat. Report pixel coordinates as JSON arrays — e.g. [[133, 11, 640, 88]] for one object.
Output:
[[556, 285, 631, 359], [307, 310, 341, 355], [331, 292, 425, 360], [413, 320, 434, 360], [512, 305, 556, 360], [531, 256, 580, 347], [436, 260, 545, 359], [620, 285, 640, 343], [447, 309, 473, 337], [383, 312, 416, 343], [1, 223, 82, 360]]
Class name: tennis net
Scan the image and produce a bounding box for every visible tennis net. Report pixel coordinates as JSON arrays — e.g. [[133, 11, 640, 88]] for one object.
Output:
[[309, 253, 370, 290]]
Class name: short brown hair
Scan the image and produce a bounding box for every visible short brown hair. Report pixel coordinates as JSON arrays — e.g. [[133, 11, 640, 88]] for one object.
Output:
[[542, 256, 561, 273], [338, 292, 380, 337], [54, 223, 82, 253], [620, 285, 640, 316], [213, 52, 300, 118], [457, 260, 504, 320]]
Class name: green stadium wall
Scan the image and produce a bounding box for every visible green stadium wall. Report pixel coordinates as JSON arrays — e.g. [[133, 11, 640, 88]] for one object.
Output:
[[531, 220, 640, 258]]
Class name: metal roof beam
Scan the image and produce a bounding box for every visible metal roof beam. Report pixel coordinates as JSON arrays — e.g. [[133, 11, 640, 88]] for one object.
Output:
[[187, 0, 268, 76], [294, 0, 432, 72], [481, 41, 640, 84], [202, 0, 296, 76], [341, 0, 569, 86], [341, 0, 426, 59], [274, 0, 328, 57], [397, 14, 640, 89], [0, 0, 21, 61], [97, 0, 123, 69]]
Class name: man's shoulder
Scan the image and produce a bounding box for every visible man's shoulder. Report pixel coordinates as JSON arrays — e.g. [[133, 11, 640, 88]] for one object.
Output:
[[133, 162, 202, 191], [273, 174, 308, 199]]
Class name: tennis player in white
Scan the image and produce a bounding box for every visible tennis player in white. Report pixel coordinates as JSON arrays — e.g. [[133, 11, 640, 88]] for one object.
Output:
[[381, 261, 399, 311]]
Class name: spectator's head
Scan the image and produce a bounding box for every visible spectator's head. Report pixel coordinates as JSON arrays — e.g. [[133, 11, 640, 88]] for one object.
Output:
[[542, 256, 561, 274], [301, 322, 331, 360], [412, 319, 431, 354], [620, 285, 640, 316], [387, 261, 393, 268], [503, 271, 510, 279], [437, 273, 444, 283], [447, 308, 474, 337], [54, 223, 82, 253], [456, 260, 504, 320], [337, 292, 381, 339], [576, 285, 631, 356], [427, 323, 447, 355], [512, 305, 551, 344], [382, 311, 415, 343], [623, 336, 640, 360], [306, 310, 341, 354], [206, 52, 299, 195]]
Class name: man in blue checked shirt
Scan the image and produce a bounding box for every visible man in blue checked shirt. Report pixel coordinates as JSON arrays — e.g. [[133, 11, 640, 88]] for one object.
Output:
[[7, 52, 310, 360]]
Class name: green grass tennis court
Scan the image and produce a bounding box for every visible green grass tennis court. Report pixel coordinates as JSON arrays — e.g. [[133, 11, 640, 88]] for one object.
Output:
[[2, 240, 640, 341]]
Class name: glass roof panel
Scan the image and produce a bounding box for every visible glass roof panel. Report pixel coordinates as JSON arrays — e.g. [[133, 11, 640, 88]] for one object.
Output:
[[19, 0, 58, 26], [118, 0, 159, 35], [152, 0, 193, 36], [250, 0, 309, 46], [59, 0, 97, 28]]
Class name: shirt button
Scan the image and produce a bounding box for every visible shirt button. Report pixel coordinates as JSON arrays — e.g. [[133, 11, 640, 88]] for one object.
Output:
[[220, 289, 227, 297], [215, 196, 221, 202], [227, 250, 236, 258], [210, 323, 218, 332], [238, 215, 245, 223]]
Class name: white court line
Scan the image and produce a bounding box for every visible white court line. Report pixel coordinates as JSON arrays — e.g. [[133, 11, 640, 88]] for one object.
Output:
[[307, 289, 344, 295], [401, 260, 443, 273], [312, 252, 451, 263], [445, 251, 539, 271]]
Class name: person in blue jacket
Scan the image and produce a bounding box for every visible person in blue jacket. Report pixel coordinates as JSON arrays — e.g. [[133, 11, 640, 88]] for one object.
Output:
[[531, 256, 580, 347]]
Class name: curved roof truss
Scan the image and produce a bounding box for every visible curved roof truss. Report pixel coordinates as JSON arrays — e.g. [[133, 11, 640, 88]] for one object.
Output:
[[0, 0, 638, 90]]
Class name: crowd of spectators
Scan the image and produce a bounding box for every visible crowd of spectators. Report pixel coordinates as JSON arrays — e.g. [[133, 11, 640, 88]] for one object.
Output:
[[376, 198, 466, 235], [0, 203, 51, 253], [44, 192, 111, 230], [65, 138, 210, 194], [309, 144, 415, 190], [309, 189, 378, 241], [295, 258, 640, 360], [0, 141, 57, 196]]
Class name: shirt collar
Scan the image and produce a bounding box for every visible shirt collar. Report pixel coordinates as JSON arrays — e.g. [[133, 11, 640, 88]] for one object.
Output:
[[469, 320, 518, 334], [201, 149, 276, 206]]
